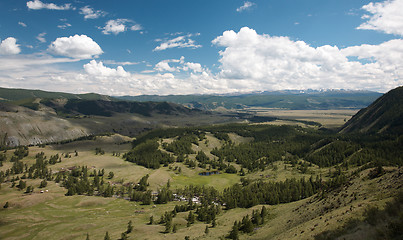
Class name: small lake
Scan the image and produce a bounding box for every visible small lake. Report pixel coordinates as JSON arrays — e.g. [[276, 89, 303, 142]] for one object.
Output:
[[199, 171, 220, 176]]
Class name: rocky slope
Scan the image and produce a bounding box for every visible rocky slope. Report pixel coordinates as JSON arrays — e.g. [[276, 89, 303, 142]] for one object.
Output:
[[0, 103, 90, 146]]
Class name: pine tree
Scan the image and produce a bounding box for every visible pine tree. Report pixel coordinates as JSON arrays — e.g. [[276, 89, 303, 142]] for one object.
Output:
[[212, 218, 217, 228], [25, 185, 33, 193], [187, 211, 195, 226], [205, 225, 209, 234], [17, 180, 26, 190], [104, 231, 110, 240], [172, 224, 178, 233], [3, 201, 9, 208], [261, 206, 268, 222], [120, 232, 128, 240], [149, 215, 154, 225], [127, 220, 133, 233], [229, 221, 239, 240], [165, 217, 172, 233], [39, 179, 47, 188], [85, 233, 90, 240]]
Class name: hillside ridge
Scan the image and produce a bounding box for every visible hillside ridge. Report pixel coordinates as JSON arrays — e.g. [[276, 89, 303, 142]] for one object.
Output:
[[340, 86, 403, 134]]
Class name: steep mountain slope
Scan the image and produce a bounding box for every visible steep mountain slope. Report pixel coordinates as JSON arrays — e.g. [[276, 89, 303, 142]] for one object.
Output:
[[340, 86, 403, 134]]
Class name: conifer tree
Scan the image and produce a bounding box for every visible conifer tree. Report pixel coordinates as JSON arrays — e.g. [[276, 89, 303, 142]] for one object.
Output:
[[229, 221, 239, 240], [261, 206, 268, 223], [104, 231, 110, 240], [212, 218, 217, 228], [165, 218, 172, 233], [187, 211, 195, 226], [120, 232, 128, 240], [127, 220, 133, 233]]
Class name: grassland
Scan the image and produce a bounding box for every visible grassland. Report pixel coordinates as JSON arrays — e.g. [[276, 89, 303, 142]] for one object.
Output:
[[241, 108, 359, 129], [0, 134, 245, 239], [1, 132, 402, 240]]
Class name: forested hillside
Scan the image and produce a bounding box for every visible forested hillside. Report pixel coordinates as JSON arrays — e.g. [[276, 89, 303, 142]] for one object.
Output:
[[340, 86, 403, 134]]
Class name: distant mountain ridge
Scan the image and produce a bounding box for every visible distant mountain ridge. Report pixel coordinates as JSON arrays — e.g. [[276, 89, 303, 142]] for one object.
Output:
[[0, 87, 381, 111], [0, 87, 113, 102], [43, 99, 202, 117], [0, 87, 218, 147], [117, 90, 382, 110], [340, 86, 403, 135]]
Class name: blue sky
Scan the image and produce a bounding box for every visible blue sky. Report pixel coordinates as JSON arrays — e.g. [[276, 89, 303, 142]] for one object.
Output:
[[0, 0, 402, 95]]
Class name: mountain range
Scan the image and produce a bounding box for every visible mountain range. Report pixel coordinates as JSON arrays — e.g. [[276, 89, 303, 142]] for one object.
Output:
[[117, 89, 381, 110], [1, 86, 402, 147]]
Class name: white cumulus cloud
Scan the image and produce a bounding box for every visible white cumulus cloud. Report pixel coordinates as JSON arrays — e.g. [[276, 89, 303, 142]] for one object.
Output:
[[102, 19, 143, 35], [27, 0, 73, 10], [154, 34, 201, 51], [48, 34, 103, 59], [80, 6, 107, 19], [154, 57, 204, 73], [155, 61, 177, 72], [357, 0, 403, 36], [0, 37, 21, 55], [236, 1, 255, 12], [183, 62, 203, 73], [212, 27, 403, 92], [342, 39, 403, 66], [84, 60, 130, 77]]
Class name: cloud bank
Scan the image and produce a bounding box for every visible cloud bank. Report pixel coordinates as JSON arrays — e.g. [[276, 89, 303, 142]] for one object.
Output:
[[212, 27, 403, 92], [27, 0, 73, 10]]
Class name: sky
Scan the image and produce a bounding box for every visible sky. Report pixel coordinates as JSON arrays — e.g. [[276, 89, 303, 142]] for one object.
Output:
[[0, 0, 402, 96]]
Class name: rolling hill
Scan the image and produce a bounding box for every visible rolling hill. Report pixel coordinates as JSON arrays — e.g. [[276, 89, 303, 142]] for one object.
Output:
[[0, 88, 237, 147]]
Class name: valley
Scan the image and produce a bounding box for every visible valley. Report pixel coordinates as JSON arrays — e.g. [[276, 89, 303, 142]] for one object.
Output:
[[1, 0, 402, 239], [0, 87, 402, 240]]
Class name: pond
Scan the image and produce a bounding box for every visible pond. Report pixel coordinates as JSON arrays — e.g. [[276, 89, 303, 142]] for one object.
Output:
[[198, 171, 220, 176]]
